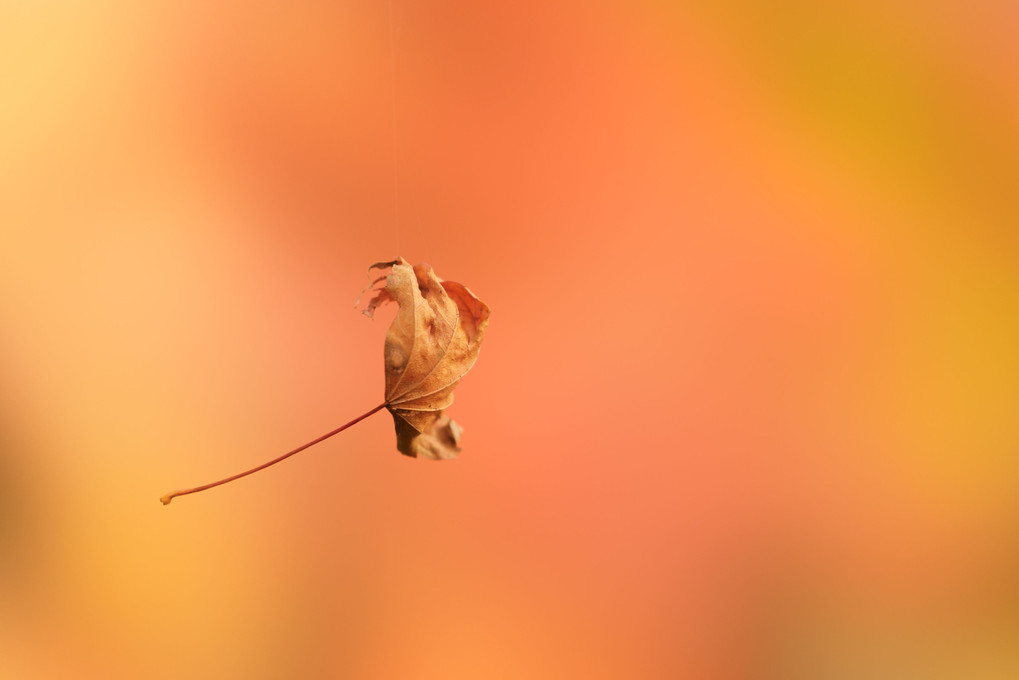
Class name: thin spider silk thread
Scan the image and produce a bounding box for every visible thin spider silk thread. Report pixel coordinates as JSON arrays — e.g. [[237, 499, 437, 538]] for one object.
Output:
[[388, 0, 400, 256]]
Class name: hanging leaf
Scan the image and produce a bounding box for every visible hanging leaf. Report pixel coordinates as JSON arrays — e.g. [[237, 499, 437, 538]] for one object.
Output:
[[361, 258, 491, 460], [160, 258, 490, 504]]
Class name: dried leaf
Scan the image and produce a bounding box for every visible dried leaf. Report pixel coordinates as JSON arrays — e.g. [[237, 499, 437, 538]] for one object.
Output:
[[160, 259, 489, 504], [360, 258, 490, 460]]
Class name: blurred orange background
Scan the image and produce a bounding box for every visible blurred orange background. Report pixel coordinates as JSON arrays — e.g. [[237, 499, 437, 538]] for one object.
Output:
[[2, 1, 1017, 678]]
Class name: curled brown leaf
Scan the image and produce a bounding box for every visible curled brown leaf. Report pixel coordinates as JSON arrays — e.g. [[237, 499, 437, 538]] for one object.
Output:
[[361, 258, 490, 460]]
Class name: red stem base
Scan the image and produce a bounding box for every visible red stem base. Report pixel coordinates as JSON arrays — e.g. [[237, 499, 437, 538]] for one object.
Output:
[[161, 402, 387, 505]]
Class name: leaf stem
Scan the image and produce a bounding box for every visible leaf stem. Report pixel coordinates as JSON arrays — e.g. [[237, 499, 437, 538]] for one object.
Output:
[[160, 402, 388, 505]]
